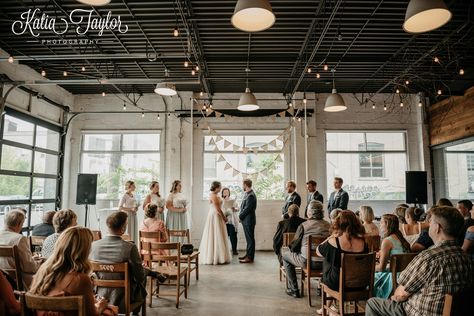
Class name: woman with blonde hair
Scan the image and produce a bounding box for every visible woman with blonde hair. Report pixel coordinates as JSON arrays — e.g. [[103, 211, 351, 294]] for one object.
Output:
[[29, 226, 110, 316], [165, 180, 188, 240], [359, 206, 380, 236], [118, 180, 138, 242], [142, 181, 164, 221]]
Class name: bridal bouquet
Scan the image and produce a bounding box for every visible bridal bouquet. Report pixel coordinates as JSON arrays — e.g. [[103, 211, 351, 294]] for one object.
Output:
[[224, 210, 232, 217], [156, 199, 165, 209], [174, 198, 187, 208]]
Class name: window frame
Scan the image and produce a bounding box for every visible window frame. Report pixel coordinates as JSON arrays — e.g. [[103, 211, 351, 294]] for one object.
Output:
[[0, 107, 63, 233]]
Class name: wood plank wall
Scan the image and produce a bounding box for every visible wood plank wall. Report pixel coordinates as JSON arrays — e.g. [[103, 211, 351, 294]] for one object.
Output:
[[429, 86, 474, 146]]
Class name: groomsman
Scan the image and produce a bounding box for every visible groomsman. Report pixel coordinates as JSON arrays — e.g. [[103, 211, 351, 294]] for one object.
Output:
[[327, 177, 349, 217], [282, 181, 301, 219], [239, 179, 257, 263], [305, 180, 324, 218]]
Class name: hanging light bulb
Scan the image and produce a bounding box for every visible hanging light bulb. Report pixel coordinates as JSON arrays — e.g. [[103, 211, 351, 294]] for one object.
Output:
[[396, 88, 400, 94], [303, 93, 307, 105], [63, 71, 68, 76], [7, 55, 14, 63], [307, 68, 312, 73], [288, 102, 292, 108], [437, 89, 442, 95], [41, 69, 46, 77], [400, 102, 404, 107], [403, 0, 452, 34], [123, 103, 127, 111], [102, 91, 106, 97], [191, 70, 196, 76], [173, 27, 179, 37], [418, 101, 422, 107], [81, 66, 86, 72], [231, 0, 276, 32], [200, 91, 204, 97], [316, 73, 321, 79], [157, 114, 161, 120], [323, 64, 329, 71], [372, 103, 376, 109], [202, 104, 207, 110], [184, 60, 189, 67], [383, 103, 387, 111], [195, 65, 200, 71], [297, 117, 302, 122], [141, 112, 145, 118], [434, 56, 439, 63], [459, 68, 464, 75], [405, 80, 410, 85]]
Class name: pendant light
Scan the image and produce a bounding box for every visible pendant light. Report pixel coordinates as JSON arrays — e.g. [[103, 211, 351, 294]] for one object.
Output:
[[237, 68, 259, 111], [231, 0, 275, 32], [324, 71, 347, 112], [403, 0, 452, 34], [154, 83, 177, 96], [76, 0, 111, 5]]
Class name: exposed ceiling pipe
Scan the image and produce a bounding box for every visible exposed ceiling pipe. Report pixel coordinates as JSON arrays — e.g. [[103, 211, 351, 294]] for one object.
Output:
[[0, 54, 187, 62], [8, 79, 200, 85]]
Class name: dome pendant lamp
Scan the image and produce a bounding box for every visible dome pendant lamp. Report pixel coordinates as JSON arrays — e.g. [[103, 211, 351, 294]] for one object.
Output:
[[231, 0, 276, 32], [324, 71, 347, 112], [403, 0, 452, 34], [154, 83, 177, 96], [76, 0, 111, 5], [238, 67, 259, 111]]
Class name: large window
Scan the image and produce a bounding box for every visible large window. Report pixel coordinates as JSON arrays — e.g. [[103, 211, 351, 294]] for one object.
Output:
[[80, 132, 160, 204], [203, 132, 285, 200], [443, 141, 474, 199], [326, 131, 407, 200], [0, 109, 62, 231]]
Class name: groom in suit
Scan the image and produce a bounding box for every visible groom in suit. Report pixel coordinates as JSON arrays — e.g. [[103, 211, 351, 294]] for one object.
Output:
[[327, 177, 349, 217], [239, 179, 257, 263]]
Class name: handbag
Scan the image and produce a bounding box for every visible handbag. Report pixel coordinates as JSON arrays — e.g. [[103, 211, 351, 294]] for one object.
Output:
[[181, 244, 194, 255]]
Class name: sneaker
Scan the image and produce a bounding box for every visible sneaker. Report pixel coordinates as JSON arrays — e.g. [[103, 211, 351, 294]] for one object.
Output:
[[286, 289, 301, 298]]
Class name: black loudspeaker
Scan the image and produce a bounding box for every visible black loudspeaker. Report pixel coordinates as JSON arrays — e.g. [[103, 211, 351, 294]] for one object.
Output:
[[406, 171, 427, 204], [76, 174, 98, 205]]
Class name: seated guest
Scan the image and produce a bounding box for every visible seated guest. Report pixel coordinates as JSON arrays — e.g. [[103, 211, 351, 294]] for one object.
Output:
[[282, 201, 330, 298], [316, 210, 367, 314], [29, 226, 109, 316], [0, 272, 21, 316], [457, 200, 474, 245], [366, 206, 474, 316], [411, 207, 434, 253], [462, 205, 474, 257], [436, 198, 453, 207], [272, 204, 306, 265], [90, 211, 166, 314], [139, 204, 168, 255], [329, 208, 342, 223], [393, 206, 407, 224], [373, 214, 411, 298], [359, 206, 380, 236], [401, 207, 425, 245], [41, 209, 77, 259], [0, 209, 39, 289], [31, 211, 56, 237]]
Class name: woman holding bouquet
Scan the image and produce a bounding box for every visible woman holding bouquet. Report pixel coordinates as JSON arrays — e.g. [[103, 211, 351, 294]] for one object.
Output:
[[166, 180, 188, 240], [143, 181, 165, 221], [199, 181, 232, 264], [119, 180, 138, 242], [222, 187, 239, 255]]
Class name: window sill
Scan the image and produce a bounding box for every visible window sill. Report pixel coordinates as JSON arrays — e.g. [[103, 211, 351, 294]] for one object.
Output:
[[357, 177, 389, 181]]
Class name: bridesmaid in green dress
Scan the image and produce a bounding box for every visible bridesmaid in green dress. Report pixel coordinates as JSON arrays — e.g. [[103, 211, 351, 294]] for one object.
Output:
[[373, 214, 411, 298], [165, 180, 188, 242]]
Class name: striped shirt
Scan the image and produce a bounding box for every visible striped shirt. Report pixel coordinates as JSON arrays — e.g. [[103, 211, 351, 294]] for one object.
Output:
[[399, 239, 474, 316]]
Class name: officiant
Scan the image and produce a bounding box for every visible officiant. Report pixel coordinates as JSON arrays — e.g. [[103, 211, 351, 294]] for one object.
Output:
[[222, 187, 239, 255]]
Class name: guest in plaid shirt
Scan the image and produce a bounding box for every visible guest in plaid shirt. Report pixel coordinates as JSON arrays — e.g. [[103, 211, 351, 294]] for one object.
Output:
[[366, 206, 474, 316]]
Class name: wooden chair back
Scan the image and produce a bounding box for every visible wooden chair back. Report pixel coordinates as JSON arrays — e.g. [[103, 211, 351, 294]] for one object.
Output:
[[91, 230, 102, 241], [306, 235, 326, 271], [0, 245, 23, 291], [282, 232, 296, 247], [442, 288, 474, 316], [29, 236, 46, 253], [339, 252, 376, 298], [389, 253, 417, 294], [167, 229, 190, 243], [364, 235, 381, 252], [90, 261, 134, 315], [20, 293, 84, 316]]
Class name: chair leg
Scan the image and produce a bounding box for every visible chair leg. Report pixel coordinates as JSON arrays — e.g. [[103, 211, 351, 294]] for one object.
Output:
[[308, 277, 312, 307], [196, 257, 199, 280], [279, 267, 282, 281], [148, 276, 153, 308], [141, 301, 146, 316], [187, 258, 191, 287], [321, 286, 327, 316], [176, 275, 180, 308], [184, 273, 188, 298], [339, 299, 344, 316], [300, 272, 305, 297], [355, 301, 358, 315]]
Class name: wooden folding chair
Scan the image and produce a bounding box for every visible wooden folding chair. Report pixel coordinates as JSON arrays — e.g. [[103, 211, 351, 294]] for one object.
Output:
[[91, 230, 102, 241], [321, 252, 376, 316], [90, 261, 146, 316], [301, 235, 326, 306], [442, 288, 474, 316], [29, 236, 46, 254], [364, 235, 381, 252], [389, 253, 417, 295], [0, 245, 24, 291], [20, 293, 84, 316], [168, 229, 200, 285], [279, 232, 296, 282], [142, 241, 188, 308]]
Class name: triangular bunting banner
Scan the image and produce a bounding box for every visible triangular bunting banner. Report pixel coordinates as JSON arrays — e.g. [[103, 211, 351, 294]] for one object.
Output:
[[208, 137, 216, 146], [241, 173, 248, 179], [224, 162, 232, 170], [217, 154, 225, 162], [232, 168, 240, 177], [252, 147, 258, 154], [213, 145, 219, 153], [277, 134, 284, 141], [275, 154, 283, 162], [224, 140, 231, 149], [278, 111, 286, 118], [262, 144, 268, 152], [242, 147, 249, 154], [287, 107, 295, 115], [233, 144, 240, 152], [216, 135, 223, 142], [269, 140, 277, 148], [215, 111, 223, 118]]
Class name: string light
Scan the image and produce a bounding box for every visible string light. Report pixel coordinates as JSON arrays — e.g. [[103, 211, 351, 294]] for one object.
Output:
[[191, 70, 196, 76], [81, 66, 86, 72], [437, 89, 442, 95], [141, 112, 145, 118], [396, 88, 400, 94], [8, 55, 14, 63], [372, 104, 376, 109], [297, 117, 302, 122], [102, 91, 106, 97], [41, 69, 46, 77], [288, 102, 292, 108], [323, 64, 328, 71], [200, 91, 204, 97], [303, 92, 307, 105], [316, 73, 320, 79], [173, 27, 179, 37], [384, 104, 387, 111], [184, 60, 189, 67], [63, 71, 68, 77], [157, 114, 160, 120], [202, 104, 207, 110], [405, 80, 410, 85], [433, 56, 439, 63], [459, 68, 465, 75], [123, 103, 127, 111], [418, 101, 422, 107], [195, 65, 200, 71], [400, 102, 404, 107], [307, 68, 312, 73]]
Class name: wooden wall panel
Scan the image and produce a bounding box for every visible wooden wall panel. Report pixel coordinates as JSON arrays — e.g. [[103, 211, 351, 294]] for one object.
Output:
[[429, 87, 474, 146]]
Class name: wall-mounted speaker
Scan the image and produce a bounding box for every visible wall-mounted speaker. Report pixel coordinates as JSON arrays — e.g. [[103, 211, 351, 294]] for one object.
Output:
[[406, 171, 427, 204]]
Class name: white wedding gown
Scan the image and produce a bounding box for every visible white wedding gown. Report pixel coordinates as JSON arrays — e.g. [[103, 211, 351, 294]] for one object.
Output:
[[199, 197, 232, 265]]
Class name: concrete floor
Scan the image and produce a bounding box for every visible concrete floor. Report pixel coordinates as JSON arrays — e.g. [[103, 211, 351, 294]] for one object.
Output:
[[147, 251, 318, 315]]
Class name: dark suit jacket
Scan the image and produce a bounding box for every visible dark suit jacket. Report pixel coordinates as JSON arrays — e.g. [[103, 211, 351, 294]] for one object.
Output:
[[90, 236, 147, 312], [327, 189, 349, 212], [272, 216, 306, 254], [304, 191, 324, 218], [239, 190, 257, 226], [282, 192, 302, 217]]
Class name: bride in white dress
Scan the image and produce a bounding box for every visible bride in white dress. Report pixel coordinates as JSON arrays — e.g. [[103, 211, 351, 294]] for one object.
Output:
[[199, 181, 232, 265]]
